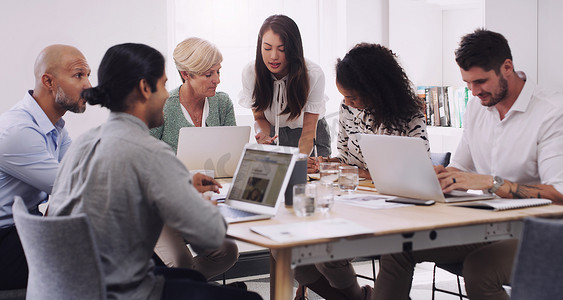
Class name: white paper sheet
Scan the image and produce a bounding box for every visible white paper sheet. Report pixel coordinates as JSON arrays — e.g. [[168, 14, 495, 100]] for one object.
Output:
[[250, 218, 373, 242]]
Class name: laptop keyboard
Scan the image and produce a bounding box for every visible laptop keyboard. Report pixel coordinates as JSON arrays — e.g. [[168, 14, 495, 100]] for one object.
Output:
[[218, 205, 258, 219]]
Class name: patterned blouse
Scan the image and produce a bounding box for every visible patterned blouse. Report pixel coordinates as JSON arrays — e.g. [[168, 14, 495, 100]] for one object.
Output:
[[337, 101, 430, 170]]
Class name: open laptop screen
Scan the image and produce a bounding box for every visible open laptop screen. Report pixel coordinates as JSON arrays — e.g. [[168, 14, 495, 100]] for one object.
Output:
[[228, 149, 292, 207]]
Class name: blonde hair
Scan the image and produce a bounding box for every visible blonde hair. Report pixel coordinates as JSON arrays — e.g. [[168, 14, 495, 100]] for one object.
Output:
[[173, 37, 222, 76]]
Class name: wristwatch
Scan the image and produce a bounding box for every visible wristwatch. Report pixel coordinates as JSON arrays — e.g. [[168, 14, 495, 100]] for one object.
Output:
[[488, 176, 504, 194]]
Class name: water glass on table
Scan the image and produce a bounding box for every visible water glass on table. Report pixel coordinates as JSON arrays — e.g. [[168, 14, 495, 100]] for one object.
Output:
[[315, 181, 334, 213], [293, 183, 316, 217], [338, 165, 359, 192], [319, 162, 340, 184]]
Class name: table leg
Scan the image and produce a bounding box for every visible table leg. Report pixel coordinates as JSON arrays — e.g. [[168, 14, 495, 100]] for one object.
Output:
[[269, 248, 293, 300]]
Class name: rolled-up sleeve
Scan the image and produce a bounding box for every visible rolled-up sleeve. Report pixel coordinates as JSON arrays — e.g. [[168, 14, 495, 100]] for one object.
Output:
[[303, 63, 327, 116], [538, 107, 563, 194], [238, 62, 256, 109]]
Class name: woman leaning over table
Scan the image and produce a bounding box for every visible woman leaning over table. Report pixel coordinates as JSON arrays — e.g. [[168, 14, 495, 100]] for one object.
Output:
[[239, 14, 331, 156], [150, 37, 236, 152], [297, 43, 430, 300], [308, 43, 430, 180], [150, 37, 238, 280]]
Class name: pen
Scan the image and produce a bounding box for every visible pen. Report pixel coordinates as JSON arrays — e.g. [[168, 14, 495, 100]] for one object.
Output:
[[313, 138, 318, 158]]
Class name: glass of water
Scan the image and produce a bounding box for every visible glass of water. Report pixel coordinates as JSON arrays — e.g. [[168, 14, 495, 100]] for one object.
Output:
[[319, 162, 340, 184], [338, 165, 359, 192], [293, 183, 316, 217], [315, 182, 334, 213]]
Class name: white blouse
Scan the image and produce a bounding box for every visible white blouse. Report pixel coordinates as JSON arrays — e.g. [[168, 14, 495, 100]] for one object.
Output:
[[239, 58, 328, 136]]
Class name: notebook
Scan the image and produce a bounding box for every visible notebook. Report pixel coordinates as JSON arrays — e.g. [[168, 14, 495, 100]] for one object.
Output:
[[357, 134, 495, 203], [217, 143, 299, 223], [176, 126, 251, 178], [453, 198, 552, 211]]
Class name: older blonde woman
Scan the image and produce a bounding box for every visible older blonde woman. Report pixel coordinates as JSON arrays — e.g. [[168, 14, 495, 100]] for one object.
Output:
[[151, 37, 236, 152], [151, 37, 239, 281]]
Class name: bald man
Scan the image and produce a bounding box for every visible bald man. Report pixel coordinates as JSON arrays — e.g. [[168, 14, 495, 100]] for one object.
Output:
[[0, 44, 91, 289]]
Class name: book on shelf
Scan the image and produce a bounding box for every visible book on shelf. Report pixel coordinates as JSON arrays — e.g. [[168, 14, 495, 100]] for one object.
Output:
[[452, 198, 552, 211], [417, 86, 469, 128]]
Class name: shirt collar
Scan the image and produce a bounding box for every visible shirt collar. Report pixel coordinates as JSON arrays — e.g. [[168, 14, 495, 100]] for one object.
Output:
[[485, 73, 535, 116], [509, 76, 535, 113], [107, 112, 149, 131], [23, 90, 65, 135], [271, 73, 288, 82]]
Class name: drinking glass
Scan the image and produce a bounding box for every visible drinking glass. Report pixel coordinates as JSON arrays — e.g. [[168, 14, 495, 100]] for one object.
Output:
[[315, 182, 334, 213], [293, 183, 316, 217], [319, 162, 340, 184], [338, 165, 359, 192]]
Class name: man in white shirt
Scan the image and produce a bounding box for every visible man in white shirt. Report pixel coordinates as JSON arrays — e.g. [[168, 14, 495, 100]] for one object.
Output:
[[0, 45, 91, 290], [373, 29, 563, 300]]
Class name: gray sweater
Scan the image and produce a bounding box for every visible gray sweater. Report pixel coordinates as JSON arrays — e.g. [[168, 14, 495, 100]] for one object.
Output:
[[49, 112, 227, 300]]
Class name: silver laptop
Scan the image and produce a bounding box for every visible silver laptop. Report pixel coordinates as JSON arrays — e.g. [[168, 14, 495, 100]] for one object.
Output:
[[218, 143, 299, 223], [357, 134, 494, 203], [176, 126, 251, 178]]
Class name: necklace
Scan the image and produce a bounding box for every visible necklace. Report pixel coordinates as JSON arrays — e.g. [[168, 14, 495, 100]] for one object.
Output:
[[179, 84, 203, 126]]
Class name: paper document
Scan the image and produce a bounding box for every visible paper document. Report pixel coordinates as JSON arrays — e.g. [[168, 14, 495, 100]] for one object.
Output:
[[250, 218, 373, 242], [336, 193, 412, 209]]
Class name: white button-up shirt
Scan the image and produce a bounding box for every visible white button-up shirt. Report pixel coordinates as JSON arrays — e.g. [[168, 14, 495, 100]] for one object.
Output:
[[450, 76, 563, 193]]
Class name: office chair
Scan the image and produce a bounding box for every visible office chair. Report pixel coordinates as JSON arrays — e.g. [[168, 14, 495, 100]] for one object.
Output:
[[510, 217, 563, 300], [430, 152, 451, 167], [12, 196, 106, 300]]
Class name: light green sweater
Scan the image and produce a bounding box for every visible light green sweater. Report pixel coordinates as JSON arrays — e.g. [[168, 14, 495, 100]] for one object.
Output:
[[150, 86, 237, 152]]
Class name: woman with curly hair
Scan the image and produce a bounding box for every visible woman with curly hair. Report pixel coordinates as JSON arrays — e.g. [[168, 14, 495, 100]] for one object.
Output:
[[309, 43, 429, 180], [298, 43, 429, 300]]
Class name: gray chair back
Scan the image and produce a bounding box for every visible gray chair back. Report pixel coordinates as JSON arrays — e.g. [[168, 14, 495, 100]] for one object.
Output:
[[12, 197, 106, 300], [431, 152, 451, 167], [510, 217, 563, 300]]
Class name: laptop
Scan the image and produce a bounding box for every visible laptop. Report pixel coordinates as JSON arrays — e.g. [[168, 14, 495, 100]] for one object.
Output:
[[357, 134, 494, 203], [217, 143, 300, 223], [176, 126, 251, 178]]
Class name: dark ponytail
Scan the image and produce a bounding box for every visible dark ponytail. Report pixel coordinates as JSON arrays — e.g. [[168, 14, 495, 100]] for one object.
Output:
[[82, 43, 165, 112], [82, 85, 111, 107]]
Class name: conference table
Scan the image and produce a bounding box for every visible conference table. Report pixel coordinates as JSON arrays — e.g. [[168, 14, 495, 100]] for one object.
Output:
[[225, 181, 563, 299]]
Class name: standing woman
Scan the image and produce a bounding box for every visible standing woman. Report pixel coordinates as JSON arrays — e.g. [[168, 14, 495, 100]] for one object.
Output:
[[151, 37, 236, 152], [239, 14, 331, 156]]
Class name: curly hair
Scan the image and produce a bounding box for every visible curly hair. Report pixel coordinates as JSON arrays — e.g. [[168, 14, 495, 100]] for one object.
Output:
[[252, 14, 309, 120], [336, 43, 423, 133]]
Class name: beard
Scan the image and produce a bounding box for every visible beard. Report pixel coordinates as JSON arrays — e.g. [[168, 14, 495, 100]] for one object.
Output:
[[55, 87, 86, 113], [483, 75, 508, 107]]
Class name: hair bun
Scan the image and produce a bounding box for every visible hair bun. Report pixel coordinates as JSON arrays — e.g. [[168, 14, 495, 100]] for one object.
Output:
[[81, 86, 110, 107]]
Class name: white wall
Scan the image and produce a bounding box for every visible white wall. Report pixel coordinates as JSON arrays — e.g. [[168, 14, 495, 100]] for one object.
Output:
[[485, 0, 538, 82], [0, 0, 170, 139], [538, 0, 563, 94]]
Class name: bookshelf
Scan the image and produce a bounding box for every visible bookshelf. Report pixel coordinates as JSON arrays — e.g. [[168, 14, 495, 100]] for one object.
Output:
[[389, 0, 482, 156]]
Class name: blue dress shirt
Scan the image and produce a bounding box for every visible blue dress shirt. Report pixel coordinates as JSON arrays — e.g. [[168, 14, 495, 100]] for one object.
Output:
[[0, 91, 71, 228]]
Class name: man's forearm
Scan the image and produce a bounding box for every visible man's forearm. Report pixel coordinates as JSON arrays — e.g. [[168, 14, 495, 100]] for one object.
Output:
[[496, 180, 563, 204]]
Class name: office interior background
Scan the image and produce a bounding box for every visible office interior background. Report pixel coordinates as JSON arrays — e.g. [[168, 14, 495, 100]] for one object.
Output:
[[1, 0, 562, 155]]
